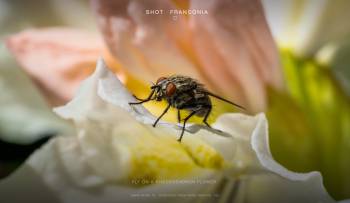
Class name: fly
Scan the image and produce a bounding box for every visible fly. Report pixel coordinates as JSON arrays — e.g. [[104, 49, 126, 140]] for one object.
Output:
[[129, 75, 245, 142]]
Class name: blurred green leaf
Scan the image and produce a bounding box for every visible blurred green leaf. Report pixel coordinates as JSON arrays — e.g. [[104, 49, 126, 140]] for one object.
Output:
[[267, 51, 350, 200]]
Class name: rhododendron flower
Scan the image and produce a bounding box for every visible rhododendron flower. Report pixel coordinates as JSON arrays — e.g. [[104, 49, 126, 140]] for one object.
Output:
[[0, 59, 338, 203]]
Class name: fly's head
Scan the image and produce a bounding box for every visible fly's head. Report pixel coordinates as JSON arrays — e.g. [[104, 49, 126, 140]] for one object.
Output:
[[151, 77, 177, 101]]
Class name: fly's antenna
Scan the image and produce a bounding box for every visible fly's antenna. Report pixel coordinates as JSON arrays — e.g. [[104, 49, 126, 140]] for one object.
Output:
[[206, 91, 246, 110]]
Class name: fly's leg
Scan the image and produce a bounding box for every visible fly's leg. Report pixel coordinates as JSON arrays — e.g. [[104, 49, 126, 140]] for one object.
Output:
[[153, 103, 171, 127], [129, 89, 155, 105], [178, 110, 197, 142], [203, 106, 212, 128], [177, 110, 181, 123], [133, 94, 144, 101]]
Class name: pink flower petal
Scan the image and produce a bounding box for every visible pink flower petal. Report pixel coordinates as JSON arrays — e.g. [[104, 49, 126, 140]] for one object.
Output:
[[6, 27, 122, 105], [91, 0, 284, 112]]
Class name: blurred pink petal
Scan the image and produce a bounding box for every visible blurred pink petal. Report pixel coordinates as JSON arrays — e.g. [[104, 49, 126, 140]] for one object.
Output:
[[91, 0, 284, 112], [91, 0, 205, 86], [6, 27, 123, 105], [190, 0, 284, 111]]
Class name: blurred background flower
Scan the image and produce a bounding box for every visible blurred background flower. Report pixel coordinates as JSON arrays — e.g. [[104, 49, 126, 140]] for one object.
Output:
[[0, 0, 349, 201], [262, 0, 350, 199]]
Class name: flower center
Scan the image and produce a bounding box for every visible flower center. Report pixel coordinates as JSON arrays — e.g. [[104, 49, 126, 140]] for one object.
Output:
[[128, 133, 225, 186]]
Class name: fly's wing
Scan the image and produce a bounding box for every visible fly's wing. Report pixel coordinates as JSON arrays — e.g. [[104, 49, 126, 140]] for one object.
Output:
[[204, 91, 246, 110]]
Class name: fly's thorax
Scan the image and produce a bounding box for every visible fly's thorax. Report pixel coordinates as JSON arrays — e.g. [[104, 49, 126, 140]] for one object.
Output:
[[155, 75, 199, 96], [168, 89, 212, 110]]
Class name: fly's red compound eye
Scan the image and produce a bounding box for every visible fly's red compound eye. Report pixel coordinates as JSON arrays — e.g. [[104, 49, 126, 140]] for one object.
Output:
[[166, 82, 176, 96], [156, 77, 167, 84]]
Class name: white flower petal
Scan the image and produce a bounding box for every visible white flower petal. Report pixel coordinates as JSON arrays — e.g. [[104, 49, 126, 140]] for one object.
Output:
[[0, 58, 340, 203]]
